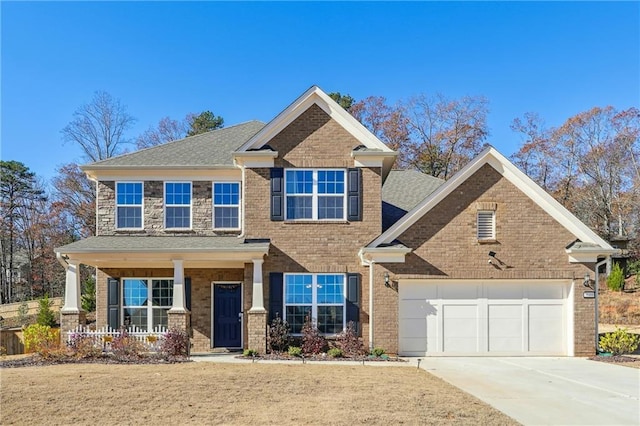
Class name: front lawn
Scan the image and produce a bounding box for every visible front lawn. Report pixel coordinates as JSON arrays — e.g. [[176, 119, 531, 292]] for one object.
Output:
[[0, 363, 517, 425]]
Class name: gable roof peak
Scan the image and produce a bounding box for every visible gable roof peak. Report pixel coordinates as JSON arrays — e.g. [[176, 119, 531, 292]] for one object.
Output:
[[235, 86, 395, 154]]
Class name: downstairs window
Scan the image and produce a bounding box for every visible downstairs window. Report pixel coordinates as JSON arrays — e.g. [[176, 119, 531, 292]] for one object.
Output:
[[284, 273, 345, 334], [122, 278, 173, 331]]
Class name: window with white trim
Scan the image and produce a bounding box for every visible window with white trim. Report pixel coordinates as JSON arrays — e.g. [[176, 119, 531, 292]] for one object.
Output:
[[213, 182, 240, 229], [165, 182, 191, 229], [477, 210, 496, 240], [284, 273, 345, 334], [116, 182, 143, 229], [122, 278, 173, 331], [285, 169, 346, 220]]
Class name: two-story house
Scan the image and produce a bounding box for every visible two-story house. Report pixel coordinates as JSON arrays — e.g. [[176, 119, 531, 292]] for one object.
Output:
[[55, 86, 614, 356]]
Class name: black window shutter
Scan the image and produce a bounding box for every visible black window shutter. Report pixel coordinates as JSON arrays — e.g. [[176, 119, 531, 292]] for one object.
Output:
[[107, 278, 120, 330], [269, 272, 284, 323], [271, 168, 284, 221], [185, 277, 191, 311], [346, 273, 361, 334], [347, 168, 362, 221]]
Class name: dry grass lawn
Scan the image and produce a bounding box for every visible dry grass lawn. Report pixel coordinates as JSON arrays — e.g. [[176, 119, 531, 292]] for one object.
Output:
[[0, 362, 517, 425]]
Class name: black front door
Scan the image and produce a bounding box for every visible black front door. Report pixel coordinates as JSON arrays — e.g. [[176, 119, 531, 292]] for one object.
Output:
[[213, 284, 242, 348]]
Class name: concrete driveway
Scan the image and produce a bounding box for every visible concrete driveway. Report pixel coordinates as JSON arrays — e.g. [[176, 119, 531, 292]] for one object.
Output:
[[418, 357, 639, 426]]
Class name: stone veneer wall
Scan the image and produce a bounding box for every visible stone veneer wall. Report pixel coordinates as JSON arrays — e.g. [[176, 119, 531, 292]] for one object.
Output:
[[96, 180, 236, 236]]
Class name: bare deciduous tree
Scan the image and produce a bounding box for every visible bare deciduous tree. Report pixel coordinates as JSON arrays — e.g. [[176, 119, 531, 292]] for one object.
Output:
[[61, 90, 136, 162]]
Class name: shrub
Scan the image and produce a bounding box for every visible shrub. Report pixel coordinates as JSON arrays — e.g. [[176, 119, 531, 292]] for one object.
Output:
[[111, 328, 144, 360], [81, 276, 96, 312], [67, 332, 102, 358], [268, 314, 291, 353], [22, 324, 60, 358], [336, 321, 365, 357], [243, 348, 259, 357], [288, 346, 302, 357], [327, 347, 343, 358], [17, 300, 29, 326], [607, 262, 625, 292], [301, 316, 327, 355], [160, 328, 190, 358], [36, 294, 56, 327], [371, 347, 385, 357], [599, 327, 640, 355]]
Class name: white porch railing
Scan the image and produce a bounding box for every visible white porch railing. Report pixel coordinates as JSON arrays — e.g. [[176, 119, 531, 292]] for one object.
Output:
[[66, 325, 167, 352]]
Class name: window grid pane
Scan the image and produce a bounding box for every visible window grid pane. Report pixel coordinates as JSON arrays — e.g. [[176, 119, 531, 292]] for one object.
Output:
[[285, 170, 345, 220], [284, 274, 345, 335], [213, 183, 240, 229], [318, 306, 344, 334], [116, 183, 142, 228]]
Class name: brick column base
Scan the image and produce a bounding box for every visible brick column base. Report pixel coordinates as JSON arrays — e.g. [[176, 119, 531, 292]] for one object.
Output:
[[247, 310, 267, 354], [60, 311, 87, 342], [167, 311, 191, 333]]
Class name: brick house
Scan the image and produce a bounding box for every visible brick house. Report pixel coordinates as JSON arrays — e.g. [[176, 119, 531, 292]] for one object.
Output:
[[55, 86, 614, 356]]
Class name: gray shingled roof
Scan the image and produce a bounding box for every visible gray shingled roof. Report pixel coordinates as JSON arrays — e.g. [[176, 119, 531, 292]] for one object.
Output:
[[55, 236, 270, 253], [84, 121, 266, 168], [382, 169, 444, 231]]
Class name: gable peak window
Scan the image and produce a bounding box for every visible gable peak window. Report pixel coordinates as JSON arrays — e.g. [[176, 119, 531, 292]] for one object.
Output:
[[165, 182, 192, 229], [116, 182, 143, 229], [285, 169, 346, 220]]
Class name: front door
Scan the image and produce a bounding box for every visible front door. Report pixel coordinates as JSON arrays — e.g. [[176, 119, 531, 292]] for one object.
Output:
[[213, 283, 242, 348]]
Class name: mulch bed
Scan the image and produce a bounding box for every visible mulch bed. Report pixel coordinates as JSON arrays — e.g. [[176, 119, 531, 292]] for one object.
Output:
[[0, 354, 191, 368], [237, 353, 407, 362], [588, 355, 638, 364]]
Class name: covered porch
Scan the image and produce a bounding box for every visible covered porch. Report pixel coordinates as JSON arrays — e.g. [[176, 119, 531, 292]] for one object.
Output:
[[54, 236, 271, 352]]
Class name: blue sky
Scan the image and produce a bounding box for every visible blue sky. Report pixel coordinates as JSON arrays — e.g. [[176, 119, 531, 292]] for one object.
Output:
[[2, 1, 639, 184]]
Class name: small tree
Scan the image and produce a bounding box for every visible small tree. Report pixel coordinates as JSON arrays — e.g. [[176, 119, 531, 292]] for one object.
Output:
[[81, 275, 96, 312], [607, 262, 625, 292], [36, 294, 56, 327], [17, 300, 29, 326]]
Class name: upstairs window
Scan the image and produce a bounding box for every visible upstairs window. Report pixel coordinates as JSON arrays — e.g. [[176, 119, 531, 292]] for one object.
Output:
[[477, 211, 496, 240], [213, 182, 240, 229], [165, 182, 191, 229], [285, 169, 345, 220], [116, 182, 143, 229]]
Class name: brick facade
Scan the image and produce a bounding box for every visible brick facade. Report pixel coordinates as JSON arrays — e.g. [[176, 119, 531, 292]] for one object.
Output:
[[85, 99, 600, 357], [374, 164, 596, 355]]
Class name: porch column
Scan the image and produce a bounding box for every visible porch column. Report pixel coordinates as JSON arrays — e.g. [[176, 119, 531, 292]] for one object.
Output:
[[168, 259, 190, 335], [249, 258, 265, 312], [61, 260, 81, 313], [169, 259, 187, 312], [60, 259, 86, 339], [247, 258, 267, 353]]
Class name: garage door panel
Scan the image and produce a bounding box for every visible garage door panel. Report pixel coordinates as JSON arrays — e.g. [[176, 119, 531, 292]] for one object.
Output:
[[528, 285, 564, 299], [486, 284, 524, 300], [443, 305, 478, 352], [399, 300, 438, 318], [488, 305, 523, 352], [529, 305, 564, 353], [440, 284, 479, 299]]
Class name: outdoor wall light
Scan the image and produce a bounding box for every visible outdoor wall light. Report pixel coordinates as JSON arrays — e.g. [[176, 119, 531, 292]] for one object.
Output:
[[384, 272, 390, 288], [583, 273, 593, 288]]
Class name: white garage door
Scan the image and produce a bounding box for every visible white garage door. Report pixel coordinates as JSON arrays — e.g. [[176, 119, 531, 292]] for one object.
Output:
[[399, 280, 570, 356]]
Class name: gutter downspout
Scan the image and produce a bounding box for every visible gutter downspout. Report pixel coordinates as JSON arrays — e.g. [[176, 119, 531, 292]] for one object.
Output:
[[594, 257, 608, 353], [237, 164, 246, 239], [359, 250, 375, 351]]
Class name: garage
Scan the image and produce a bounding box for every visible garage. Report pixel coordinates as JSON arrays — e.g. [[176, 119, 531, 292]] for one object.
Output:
[[398, 280, 571, 356]]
